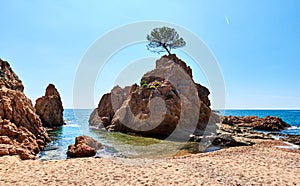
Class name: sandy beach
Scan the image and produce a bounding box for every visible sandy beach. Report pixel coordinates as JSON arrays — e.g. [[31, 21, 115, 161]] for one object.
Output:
[[0, 140, 299, 186]]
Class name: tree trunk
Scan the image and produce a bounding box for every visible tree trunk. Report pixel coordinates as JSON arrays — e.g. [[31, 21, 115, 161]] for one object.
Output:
[[163, 45, 171, 55]]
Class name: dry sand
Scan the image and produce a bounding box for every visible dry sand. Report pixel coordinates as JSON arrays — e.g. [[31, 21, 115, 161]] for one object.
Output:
[[0, 140, 299, 186]]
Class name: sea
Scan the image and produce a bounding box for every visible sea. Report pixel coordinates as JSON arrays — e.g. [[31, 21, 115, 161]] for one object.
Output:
[[37, 109, 300, 160]]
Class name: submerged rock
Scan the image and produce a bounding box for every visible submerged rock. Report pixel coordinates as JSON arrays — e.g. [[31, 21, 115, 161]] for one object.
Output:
[[67, 136, 104, 158], [0, 58, 50, 159], [89, 55, 212, 139], [35, 84, 64, 127]]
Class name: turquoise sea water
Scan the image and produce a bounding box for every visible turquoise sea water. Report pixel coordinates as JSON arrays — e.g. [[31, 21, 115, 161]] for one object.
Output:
[[37, 109, 300, 160]]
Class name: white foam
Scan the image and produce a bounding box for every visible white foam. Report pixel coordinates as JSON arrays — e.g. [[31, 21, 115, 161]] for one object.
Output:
[[65, 124, 80, 128], [275, 142, 299, 150], [287, 126, 300, 130]]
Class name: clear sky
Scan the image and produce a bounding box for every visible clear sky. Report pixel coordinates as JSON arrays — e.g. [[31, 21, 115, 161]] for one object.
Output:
[[1, 0, 300, 109]]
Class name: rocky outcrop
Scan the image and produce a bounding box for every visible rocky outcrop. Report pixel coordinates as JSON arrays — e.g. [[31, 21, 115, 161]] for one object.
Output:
[[222, 116, 291, 131], [0, 59, 50, 159], [89, 55, 211, 139], [35, 84, 64, 127], [110, 80, 181, 138], [218, 121, 273, 139], [211, 134, 253, 147], [0, 59, 24, 91], [0, 119, 46, 160], [162, 54, 193, 78], [282, 134, 300, 145], [216, 115, 300, 148], [67, 136, 104, 158]]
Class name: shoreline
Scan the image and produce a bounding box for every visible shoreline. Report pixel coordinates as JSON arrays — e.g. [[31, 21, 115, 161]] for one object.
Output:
[[1, 140, 299, 185]]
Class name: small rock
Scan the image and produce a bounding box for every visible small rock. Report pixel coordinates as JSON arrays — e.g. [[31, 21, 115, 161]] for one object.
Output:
[[67, 135, 104, 158]]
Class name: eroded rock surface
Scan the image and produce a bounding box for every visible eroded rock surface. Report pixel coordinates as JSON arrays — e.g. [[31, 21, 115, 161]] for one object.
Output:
[[89, 55, 211, 139], [67, 136, 104, 158], [35, 84, 64, 127], [0, 59, 24, 91], [222, 116, 290, 131], [0, 59, 50, 159]]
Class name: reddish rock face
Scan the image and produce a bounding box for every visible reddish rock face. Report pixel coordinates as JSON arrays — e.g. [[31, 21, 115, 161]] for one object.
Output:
[[161, 54, 193, 79], [67, 136, 104, 158], [0, 59, 24, 91], [110, 79, 181, 137], [222, 116, 291, 131], [35, 84, 64, 127], [89, 55, 212, 139], [0, 59, 50, 159]]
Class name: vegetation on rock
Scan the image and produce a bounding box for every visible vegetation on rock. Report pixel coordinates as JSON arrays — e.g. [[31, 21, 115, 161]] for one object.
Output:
[[146, 27, 186, 55]]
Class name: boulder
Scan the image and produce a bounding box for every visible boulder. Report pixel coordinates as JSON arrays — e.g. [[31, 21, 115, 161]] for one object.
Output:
[[0, 58, 50, 159], [222, 116, 290, 131], [67, 136, 104, 158], [89, 55, 212, 139], [211, 134, 252, 147], [35, 84, 64, 127]]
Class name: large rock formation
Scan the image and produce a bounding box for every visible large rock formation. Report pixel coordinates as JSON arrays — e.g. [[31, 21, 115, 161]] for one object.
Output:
[[89, 54, 211, 139], [67, 135, 104, 158], [0, 59, 24, 91], [35, 84, 64, 127], [222, 116, 291, 131], [0, 59, 50, 159]]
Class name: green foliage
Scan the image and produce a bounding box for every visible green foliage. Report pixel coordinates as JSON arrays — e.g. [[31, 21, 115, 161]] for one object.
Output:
[[149, 85, 156, 89], [146, 26, 186, 55], [140, 79, 147, 86], [142, 83, 148, 88]]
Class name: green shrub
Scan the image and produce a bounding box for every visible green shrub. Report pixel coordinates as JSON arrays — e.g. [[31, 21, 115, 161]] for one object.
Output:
[[149, 85, 156, 89], [140, 79, 147, 86], [142, 83, 148, 88]]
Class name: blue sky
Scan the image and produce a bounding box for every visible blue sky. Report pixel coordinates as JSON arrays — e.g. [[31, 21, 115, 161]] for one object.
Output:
[[0, 0, 300, 109]]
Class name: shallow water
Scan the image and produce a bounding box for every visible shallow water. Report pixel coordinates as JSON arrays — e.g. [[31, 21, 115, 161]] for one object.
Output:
[[37, 109, 300, 160], [37, 109, 200, 160]]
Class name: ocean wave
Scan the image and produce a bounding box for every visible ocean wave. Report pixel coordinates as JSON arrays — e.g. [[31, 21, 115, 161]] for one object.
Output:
[[287, 126, 300, 130], [64, 123, 80, 128], [64, 120, 73, 124]]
